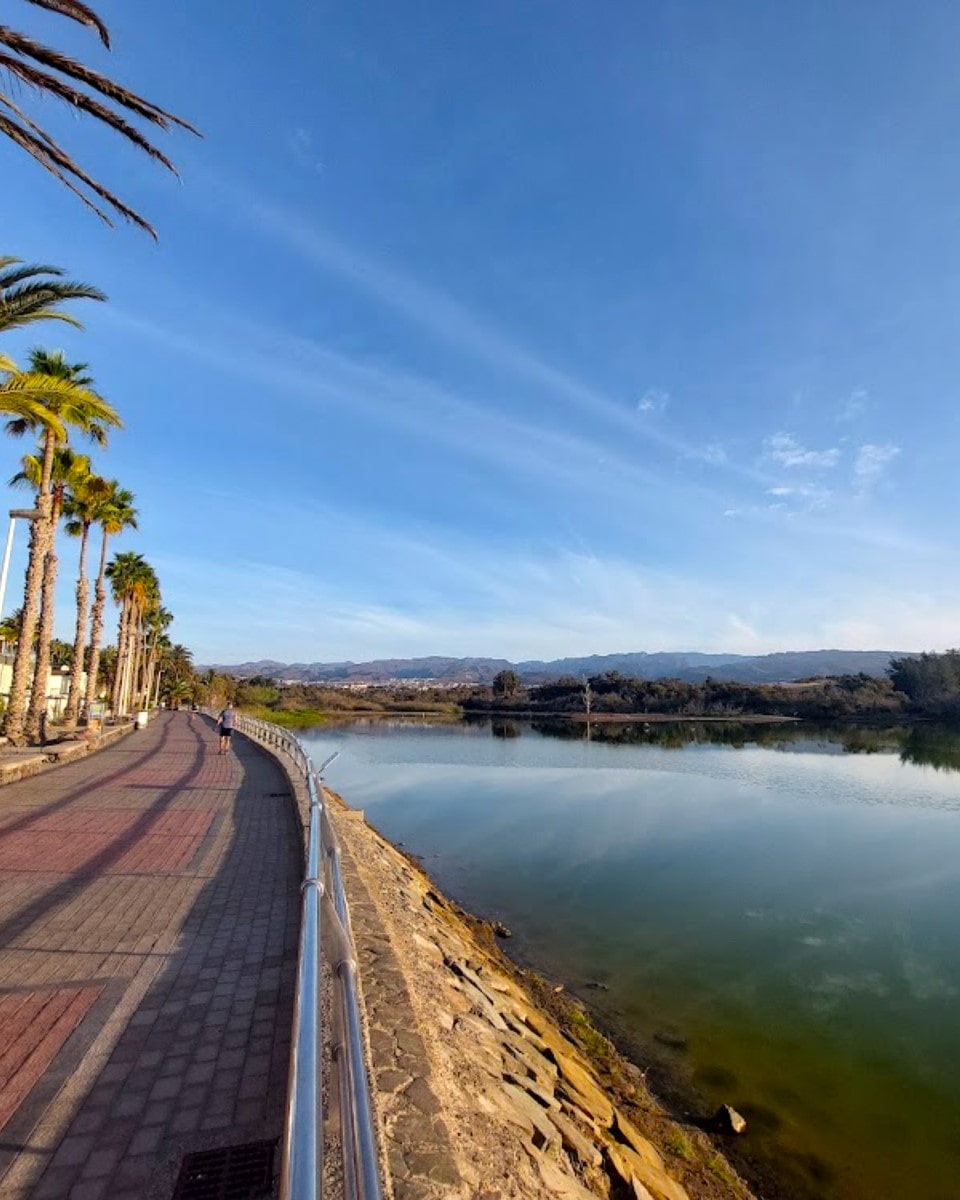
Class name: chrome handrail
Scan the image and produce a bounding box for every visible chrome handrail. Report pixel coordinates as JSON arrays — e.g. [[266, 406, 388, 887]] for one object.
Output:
[[230, 713, 383, 1200]]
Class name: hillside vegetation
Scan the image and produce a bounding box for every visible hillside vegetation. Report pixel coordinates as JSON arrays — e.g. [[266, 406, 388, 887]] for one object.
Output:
[[196, 651, 960, 725]]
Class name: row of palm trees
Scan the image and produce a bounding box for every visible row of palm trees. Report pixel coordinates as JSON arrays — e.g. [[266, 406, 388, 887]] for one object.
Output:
[[0, 4, 196, 743], [0, 259, 181, 744]]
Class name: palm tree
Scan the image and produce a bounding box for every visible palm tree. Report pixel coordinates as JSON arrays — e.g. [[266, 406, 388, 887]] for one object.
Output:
[[12, 447, 96, 738], [61, 465, 110, 723], [84, 483, 136, 713], [0, 607, 23, 648], [2, 351, 120, 744], [0, 258, 105, 334], [140, 605, 172, 711], [164, 679, 192, 710], [95, 644, 117, 697], [159, 642, 194, 703], [49, 638, 72, 669], [0, 361, 74, 431], [0, 3, 197, 236], [125, 570, 160, 713], [106, 551, 156, 715]]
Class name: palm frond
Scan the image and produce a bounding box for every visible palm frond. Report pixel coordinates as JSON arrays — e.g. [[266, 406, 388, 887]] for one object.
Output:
[[0, 27, 197, 132], [0, 109, 122, 229], [0, 258, 104, 333], [0, 108, 150, 233], [0, 260, 65, 288], [26, 0, 109, 47], [0, 53, 179, 172], [0, 5, 199, 234]]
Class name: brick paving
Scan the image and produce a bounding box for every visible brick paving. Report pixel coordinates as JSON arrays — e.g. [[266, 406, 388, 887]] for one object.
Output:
[[0, 712, 303, 1200]]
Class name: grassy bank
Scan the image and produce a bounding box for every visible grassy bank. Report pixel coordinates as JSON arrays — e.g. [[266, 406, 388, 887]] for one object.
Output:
[[239, 702, 462, 728]]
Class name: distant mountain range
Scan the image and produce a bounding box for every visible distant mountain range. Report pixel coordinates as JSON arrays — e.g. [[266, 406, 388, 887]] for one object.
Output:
[[205, 649, 911, 686]]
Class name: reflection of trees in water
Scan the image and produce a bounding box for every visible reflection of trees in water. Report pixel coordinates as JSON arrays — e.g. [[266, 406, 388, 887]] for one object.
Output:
[[512, 718, 960, 773], [899, 726, 960, 772]]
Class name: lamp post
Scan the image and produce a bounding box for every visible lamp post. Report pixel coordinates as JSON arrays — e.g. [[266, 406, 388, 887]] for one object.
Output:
[[0, 508, 41, 623]]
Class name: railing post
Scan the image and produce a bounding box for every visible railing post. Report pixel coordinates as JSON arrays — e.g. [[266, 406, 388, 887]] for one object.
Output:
[[241, 716, 380, 1200]]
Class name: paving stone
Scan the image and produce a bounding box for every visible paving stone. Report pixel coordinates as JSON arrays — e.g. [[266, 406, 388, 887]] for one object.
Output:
[[184, 1061, 216, 1086], [80, 1146, 123, 1179], [169, 1107, 202, 1134], [148, 1077, 180, 1102], [127, 1126, 164, 1156], [52, 1134, 96, 1168], [70, 1180, 110, 1200], [30, 1167, 77, 1199]]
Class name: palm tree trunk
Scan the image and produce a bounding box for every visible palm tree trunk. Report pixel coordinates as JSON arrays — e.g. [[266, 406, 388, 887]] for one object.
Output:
[[25, 494, 63, 742], [2, 433, 54, 746], [138, 634, 153, 711], [63, 522, 90, 724], [133, 615, 145, 710], [111, 600, 129, 714], [126, 615, 139, 712], [143, 638, 158, 710], [121, 605, 137, 713], [84, 530, 110, 711], [118, 600, 139, 714]]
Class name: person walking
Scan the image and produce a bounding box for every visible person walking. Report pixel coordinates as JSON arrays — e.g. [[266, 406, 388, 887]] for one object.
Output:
[[217, 702, 236, 754]]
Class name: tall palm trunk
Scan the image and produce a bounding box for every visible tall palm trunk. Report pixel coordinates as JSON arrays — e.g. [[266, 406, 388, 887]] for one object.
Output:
[[64, 521, 91, 724], [2, 432, 55, 746], [84, 531, 110, 711], [25, 491, 64, 741], [143, 634, 159, 711], [111, 600, 130, 714], [119, 604, 134, 713], [126, 601, 144, 712], [133, 626, 148, 710]]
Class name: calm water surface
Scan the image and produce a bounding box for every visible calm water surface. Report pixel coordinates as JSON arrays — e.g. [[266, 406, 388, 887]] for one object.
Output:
[[301, 719, 960, 1200]]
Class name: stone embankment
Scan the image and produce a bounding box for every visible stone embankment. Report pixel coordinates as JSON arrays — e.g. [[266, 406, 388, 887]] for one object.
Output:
[[326, 797, 757, 1200]]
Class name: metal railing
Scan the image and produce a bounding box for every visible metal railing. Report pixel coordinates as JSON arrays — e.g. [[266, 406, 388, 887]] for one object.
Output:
[[233, 714, 383, 1200]]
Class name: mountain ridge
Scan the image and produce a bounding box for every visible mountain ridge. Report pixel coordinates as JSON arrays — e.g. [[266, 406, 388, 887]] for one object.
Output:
[[203, 648, 912, 685]]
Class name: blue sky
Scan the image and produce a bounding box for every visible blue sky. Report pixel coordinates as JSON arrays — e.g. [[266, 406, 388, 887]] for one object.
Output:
[[3, 0, 960, 663]]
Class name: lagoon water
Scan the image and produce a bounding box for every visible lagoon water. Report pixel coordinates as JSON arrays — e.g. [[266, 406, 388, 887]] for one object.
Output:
[[301, 719, 960, 1200]]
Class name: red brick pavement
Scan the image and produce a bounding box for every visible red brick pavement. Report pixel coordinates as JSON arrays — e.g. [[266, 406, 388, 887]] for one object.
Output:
[[0, 711, 303, 1200]]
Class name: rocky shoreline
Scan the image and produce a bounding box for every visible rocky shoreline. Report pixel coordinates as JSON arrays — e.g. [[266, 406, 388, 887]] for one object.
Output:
[[327, 791, 757, 1200]]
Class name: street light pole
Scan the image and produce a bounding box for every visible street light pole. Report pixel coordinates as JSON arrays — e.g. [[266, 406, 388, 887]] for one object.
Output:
[[0, 508, 43, 624], [0, 516, 15, 623]]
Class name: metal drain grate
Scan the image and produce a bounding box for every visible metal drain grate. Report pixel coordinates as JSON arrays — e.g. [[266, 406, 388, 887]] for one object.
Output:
[[171, 1140, 277, 1200]]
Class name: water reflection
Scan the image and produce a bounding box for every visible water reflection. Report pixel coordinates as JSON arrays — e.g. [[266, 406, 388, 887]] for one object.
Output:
[[464, 714, 960, 772]]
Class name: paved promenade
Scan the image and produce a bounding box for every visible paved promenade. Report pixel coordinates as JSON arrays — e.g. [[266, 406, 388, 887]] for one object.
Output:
[[0, 712, 303, 1200]]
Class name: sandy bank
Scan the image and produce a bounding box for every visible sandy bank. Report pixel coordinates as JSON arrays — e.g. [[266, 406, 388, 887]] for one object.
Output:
[[327, 792, 756, 1200]]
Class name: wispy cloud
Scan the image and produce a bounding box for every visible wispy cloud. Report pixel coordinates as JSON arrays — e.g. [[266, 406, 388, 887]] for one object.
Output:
[[694, 441, 728, 465], [637, 388, 670, 414], [196, 176, 784, 482], [763, 433, 841, 469], [853, 443, 900, 494], [765, 482, 832, 509], [104, 302, 931, 567], [288, 127, 324, 174], [838, 387, 868, 422], [156, 533, 960, 664], [101, 307, 721, 534]]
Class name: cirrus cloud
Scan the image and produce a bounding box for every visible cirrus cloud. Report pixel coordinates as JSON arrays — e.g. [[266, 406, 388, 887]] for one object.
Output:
[[763, 432, 841, 469]]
